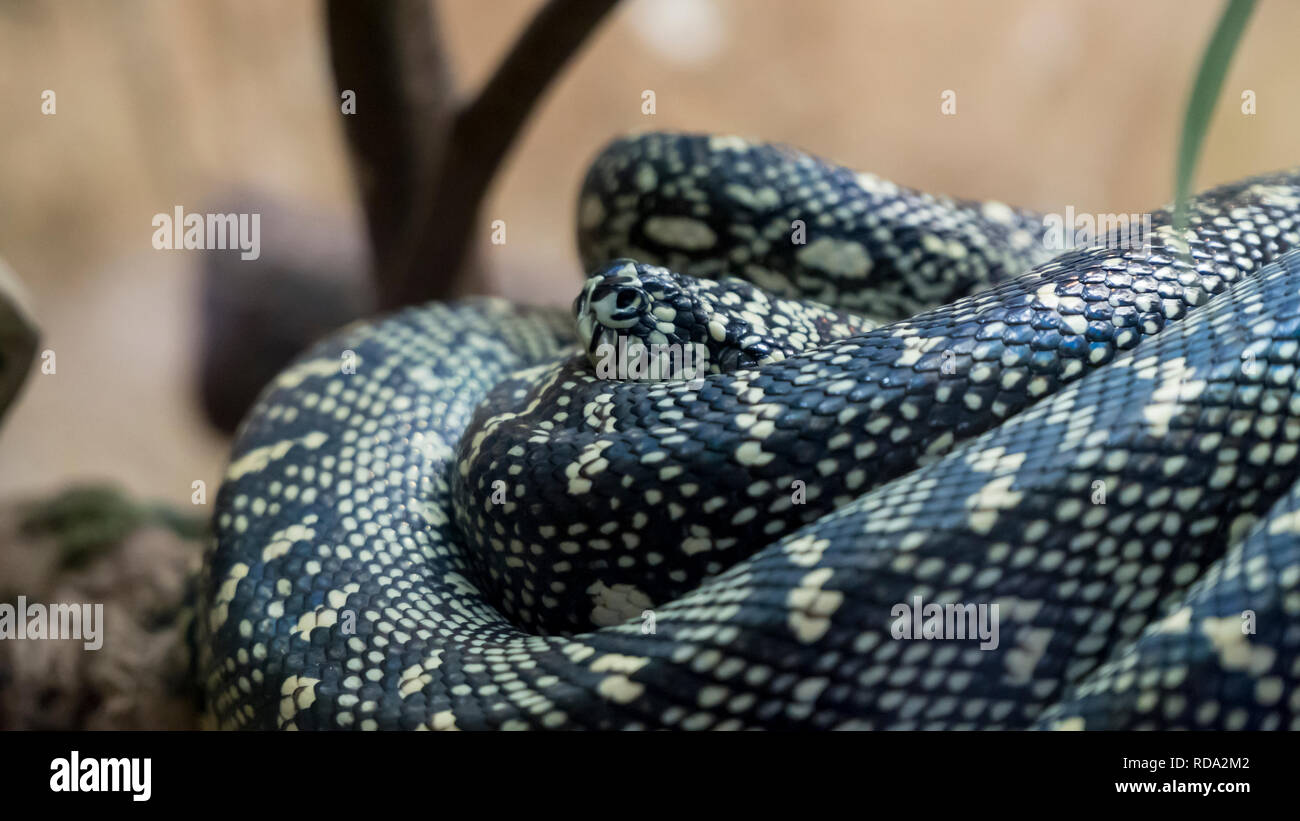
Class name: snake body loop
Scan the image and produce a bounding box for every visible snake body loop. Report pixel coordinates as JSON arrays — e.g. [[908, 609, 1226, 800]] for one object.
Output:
[[199, 133, 1300, 730], [577, 133, 1053, 319]]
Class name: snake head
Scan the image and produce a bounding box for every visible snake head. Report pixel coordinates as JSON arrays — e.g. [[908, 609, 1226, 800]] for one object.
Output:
[[575, 259, 871, 381], [575, 260, 714, 381], [575, 262, 650, 336]]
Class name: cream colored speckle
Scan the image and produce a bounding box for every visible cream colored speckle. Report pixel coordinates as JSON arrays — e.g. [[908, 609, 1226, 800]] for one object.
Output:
[[797, 237, 872, 278], [597, 674, 645, 704], [644, 216, 717, 250], [226, 432, 329, 481]]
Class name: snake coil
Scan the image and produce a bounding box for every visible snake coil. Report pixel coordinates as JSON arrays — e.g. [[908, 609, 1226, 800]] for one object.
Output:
[[198, 133, 1300, 730]]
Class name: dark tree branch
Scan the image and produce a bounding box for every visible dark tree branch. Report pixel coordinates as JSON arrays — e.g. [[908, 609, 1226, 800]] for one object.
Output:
[[328, 0, 620, 310], [326, 0, 455, 302]]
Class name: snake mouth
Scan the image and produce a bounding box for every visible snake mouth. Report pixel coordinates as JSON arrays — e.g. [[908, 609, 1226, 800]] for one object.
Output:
[[586, 324, 622, 356]]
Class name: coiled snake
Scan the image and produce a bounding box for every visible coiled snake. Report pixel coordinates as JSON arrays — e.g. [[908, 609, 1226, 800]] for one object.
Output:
[[197, 133, 1300, 729]]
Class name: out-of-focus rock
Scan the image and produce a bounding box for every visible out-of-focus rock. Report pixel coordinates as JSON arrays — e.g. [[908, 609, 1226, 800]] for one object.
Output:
[[0, 485, 206, 730], [198, 194, 372, 432]]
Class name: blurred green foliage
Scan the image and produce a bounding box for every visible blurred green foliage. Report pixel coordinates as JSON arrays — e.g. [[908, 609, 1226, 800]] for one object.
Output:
[[1172, 0, 1256, 237], [19, 484, 208, 570]]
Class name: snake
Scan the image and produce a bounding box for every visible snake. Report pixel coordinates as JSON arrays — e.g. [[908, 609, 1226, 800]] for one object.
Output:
[[196, 132, 1300, 730]]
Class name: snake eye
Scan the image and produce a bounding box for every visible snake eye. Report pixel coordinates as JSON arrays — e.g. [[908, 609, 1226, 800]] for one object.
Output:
[[586, 283, 647, 327]]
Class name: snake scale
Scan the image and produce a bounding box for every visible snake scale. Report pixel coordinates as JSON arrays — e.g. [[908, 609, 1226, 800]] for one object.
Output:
[[197, 132, 1300, 730]]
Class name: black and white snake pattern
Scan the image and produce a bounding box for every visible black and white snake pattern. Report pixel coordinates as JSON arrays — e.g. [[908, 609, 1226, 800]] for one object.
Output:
[[197, 132, 1300, 730]]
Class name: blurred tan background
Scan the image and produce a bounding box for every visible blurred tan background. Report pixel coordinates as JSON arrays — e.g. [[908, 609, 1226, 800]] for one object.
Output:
[[0, 0, 1297, 507]]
